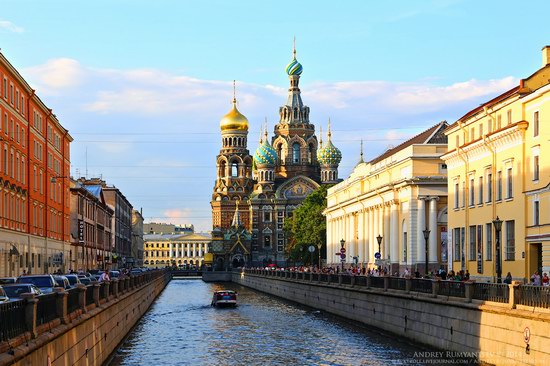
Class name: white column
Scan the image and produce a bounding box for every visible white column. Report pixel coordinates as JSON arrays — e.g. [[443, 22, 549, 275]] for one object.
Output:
[[383, 205, 390, 261], [374, 207, 380, 255], [187, 243, 191, 258], [349, 214, 356, 261], [169, 242, 173, 259], [358, 210, 365, 267], [193, 243, 197, 257], [429, 198, 438, 263], [368, 208, 374, 265], [417, 198, 426, 264], [204, 242, 208, 254], [364, 210, 369, 264], [390, 203, 399, 266]]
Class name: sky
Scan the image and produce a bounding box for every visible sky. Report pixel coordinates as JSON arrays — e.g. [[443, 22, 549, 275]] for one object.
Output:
[[1, 0, 549, 231]]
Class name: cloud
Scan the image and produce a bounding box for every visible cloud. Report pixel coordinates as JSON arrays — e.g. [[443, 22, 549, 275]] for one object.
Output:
[[0, 20, 24, 33], [24, 58, 85, 91]]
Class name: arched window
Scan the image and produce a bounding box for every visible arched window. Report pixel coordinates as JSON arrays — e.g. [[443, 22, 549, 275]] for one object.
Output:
[[277, 144, 283, 163], [231, 162, 238, 177], [292, 143, 300, 164], [219, 161, 226, 177], [308, 143, 314, 163], [293, 108, 298, 119]]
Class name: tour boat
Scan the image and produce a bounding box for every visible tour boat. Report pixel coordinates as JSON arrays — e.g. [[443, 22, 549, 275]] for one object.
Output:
[[211, 290, 237, 307]]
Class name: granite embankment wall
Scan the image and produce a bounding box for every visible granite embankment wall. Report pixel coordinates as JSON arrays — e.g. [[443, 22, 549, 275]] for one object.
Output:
[[0, 271, 170, 366], [233, 271, 550, 366]]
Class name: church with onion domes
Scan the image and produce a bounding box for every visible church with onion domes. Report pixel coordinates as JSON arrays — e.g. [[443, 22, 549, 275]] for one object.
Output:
[[210, 45, 342, 269]]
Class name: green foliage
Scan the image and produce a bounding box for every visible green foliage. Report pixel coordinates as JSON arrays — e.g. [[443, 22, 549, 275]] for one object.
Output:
[[284, 185, 330, 264]]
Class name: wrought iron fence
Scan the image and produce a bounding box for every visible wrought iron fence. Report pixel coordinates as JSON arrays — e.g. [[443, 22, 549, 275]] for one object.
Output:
[[86, 285, 94, 306], [411, 279, 432, 294], [473, 283, 509, 303], [370, 276, 385, 289], [311, 273, 319, 282], [36, 293, 58, 326], [99, 283, 106, 301], [438, 281, 465, 298], [0, 299, 26, 341], [518, 285, 550, 308], [355, 276, 367, 287], [341, 275, 352, 285], [67, 287, 81, 314], [319, 274, 328, 282], [389, 277, 407, 291]]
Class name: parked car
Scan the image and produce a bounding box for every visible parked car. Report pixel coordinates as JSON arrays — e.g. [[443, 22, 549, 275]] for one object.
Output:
[[79, 277, 92, 285], [16, 275, 57, 294], [2, 284, 42, 299], [0, 277, 17, 285], [64, 274, 81, 287], [130, 268, 143, 275], [110, 270, 121, 279], [0, 286, 8, 303], [53, 275, 71, 290]]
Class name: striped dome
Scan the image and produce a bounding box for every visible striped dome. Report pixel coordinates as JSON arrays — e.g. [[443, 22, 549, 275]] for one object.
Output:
[[253, 139, 277, 166], [317, 140, 342, 166], [286, 57, 303, 76]]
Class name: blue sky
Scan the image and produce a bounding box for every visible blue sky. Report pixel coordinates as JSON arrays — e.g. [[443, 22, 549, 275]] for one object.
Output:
[[1, 0, 549, 231]]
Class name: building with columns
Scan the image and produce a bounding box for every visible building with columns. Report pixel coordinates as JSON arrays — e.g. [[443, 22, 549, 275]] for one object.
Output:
[[442, 46, 550, 282], [210, 45, 341, 268], [325, 122, 448, 274], [143, 232, 211, 269]]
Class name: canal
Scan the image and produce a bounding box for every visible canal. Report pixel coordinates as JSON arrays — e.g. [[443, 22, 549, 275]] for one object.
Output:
[[107, 280, 464, 366]]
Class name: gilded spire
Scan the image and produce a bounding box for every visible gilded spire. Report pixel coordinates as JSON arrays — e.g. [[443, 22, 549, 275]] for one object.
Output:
[[259, 123, 264, 143], [319, 126, 323, 148], [359, 139, 364, 164], [293, 36, 297, 59], [232, 79, 236, 104], [327, 118, 332, 141], [264, 118, 269, 140]]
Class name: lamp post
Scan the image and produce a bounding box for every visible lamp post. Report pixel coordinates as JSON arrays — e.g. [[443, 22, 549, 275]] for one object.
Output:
[[492, 216, 503, 283], [423, 228, 430, 275], [376, 235, 382, 271], [340, 239, 345, 273]]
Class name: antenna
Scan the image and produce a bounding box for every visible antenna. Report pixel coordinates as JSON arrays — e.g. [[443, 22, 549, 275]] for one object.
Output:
[[85, 146, 88, 179]]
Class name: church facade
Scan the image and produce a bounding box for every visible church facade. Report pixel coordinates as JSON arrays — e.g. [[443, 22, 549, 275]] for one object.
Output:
[[210, 47, 342, 269]]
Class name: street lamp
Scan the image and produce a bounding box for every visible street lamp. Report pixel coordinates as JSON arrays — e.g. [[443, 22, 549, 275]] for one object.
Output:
[[340, 239, 345, 273], [376, 235, 383, 271], [492, 216, 503, 283], [423, 228, 430, 275]]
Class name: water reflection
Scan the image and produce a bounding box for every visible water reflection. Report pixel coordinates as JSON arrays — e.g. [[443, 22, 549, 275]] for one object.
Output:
[[108, 280, 452, 366]]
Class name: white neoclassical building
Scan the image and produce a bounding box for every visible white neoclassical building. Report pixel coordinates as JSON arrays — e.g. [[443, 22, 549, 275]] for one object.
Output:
[[325, 122, 449, 274], [143, 232, 211, 268]]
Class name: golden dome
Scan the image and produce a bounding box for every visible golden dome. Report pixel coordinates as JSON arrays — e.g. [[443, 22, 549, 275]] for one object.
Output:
[[220, 100, 249, 131]]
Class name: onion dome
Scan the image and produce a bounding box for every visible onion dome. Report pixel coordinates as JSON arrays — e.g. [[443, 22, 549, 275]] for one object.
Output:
[[317, 120, 342, 166], [286, 44, 303, 76], [220, 82, 249, 131], [254, 134, 277, 166]]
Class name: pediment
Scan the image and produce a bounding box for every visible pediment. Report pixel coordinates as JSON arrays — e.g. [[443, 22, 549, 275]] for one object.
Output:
[[275, 175, 320, 199]]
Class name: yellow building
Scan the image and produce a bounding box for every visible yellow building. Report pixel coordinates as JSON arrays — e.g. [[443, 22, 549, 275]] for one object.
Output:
[[325, 122, 448, 274], [442, 46, 550, 282], [143, 232, 211, 269]]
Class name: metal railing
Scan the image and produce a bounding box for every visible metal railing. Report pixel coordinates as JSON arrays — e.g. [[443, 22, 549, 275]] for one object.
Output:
[[473, 283, 509, 303], [518, 285, 550, 308], [0, 300, 26, 341], [341, 275, 352, 285], [389, 277, 406, 291], [355, 276, 367, 287], [67, 287, 81, 314], [410, 279, 432, 294], [438, 281, 466, 298], [370, 276, 385, 289], [86, 285, 95, 306], [36, 293, 58, 326]]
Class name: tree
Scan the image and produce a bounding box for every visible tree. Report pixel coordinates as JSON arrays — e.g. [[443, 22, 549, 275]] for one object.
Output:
[[284, 185, 330, 265]]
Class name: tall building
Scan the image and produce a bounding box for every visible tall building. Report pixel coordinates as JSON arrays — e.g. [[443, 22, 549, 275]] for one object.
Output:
[[79, 178, 133, 269], [211, 46, 341, 268], [143, 232, 211, 269], [131, 209, 144, 267], [325, 123, 448, 273], [69, 179, 113, 271], [442, 46, 550, 282], [0, 51, 72, 276]]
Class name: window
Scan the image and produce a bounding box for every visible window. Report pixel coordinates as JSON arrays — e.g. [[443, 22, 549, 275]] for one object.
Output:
[[469, 225, 476, 261], [231, 162, 238, 177], [488, 119, 493, 133], [263, 211, 271, 222], [506, 168, 513, 199], [534, 201, 540, 226], [469, 178, 475, 206], [497, 115, 502, 129], [479, 124, 483, 137], [534, 155, 540, 181], [485, 223, 492, 261], [455, 135, 459, 148], [470, 127, 475, 142], [264, 235, 271, 247], [2, 78, 6, 99], [478, 176, 483, 204], [462, 181, 465, 208], [497, 171, 502, 201], [507, 109, 512, 125], [487, 173, 493, 202], [505, 220, 515, 261], [292, 143, 300, 164], [534, 111, 539, 137], [453, 228, 461, 262], [454, 182, 459, 209]]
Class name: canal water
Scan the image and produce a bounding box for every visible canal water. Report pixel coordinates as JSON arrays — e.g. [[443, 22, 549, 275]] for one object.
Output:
[[107, 280, 469, 366]]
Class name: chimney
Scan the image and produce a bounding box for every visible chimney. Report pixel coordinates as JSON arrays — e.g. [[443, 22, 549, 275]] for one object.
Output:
[[542, 46, 550, 67]]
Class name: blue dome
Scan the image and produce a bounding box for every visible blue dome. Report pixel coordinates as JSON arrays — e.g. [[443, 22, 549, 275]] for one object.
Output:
[[317, 140, 342, 166], [286, 57, 303, 76], [254, 139, 277, 166]]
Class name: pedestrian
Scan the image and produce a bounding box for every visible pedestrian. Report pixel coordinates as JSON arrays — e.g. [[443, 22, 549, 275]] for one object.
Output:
[[503, 272, 513, 284], [531, 271, 541, 286], [99, 270, 111, 282], [542, 273, 549, 287]]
